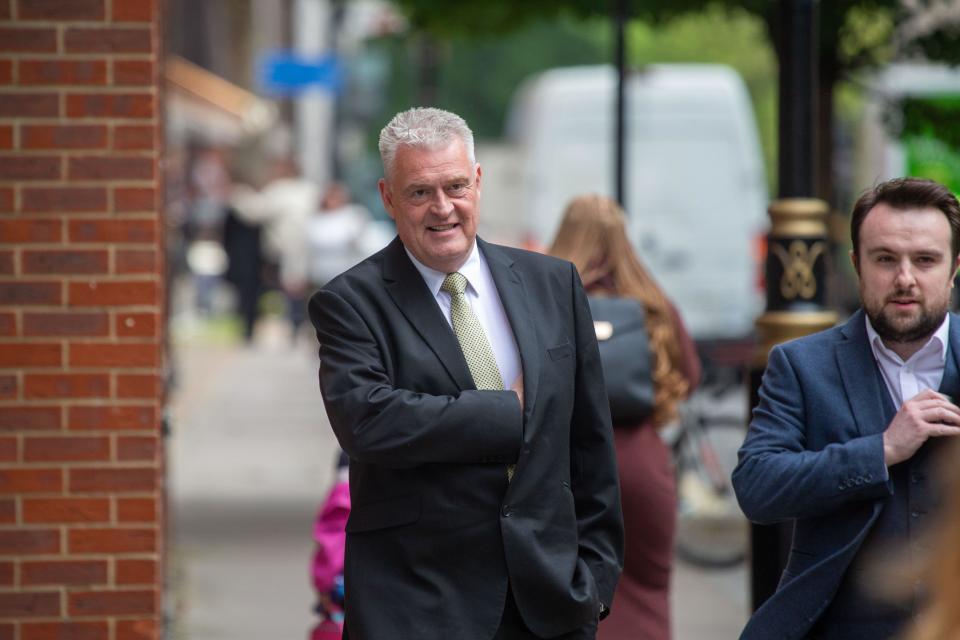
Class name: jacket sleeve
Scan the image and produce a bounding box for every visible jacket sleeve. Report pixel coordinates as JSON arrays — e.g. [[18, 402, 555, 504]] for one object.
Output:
[[309, 287, 523, 470], [568, 266, 625, 612], [732, 344, 891, 525]]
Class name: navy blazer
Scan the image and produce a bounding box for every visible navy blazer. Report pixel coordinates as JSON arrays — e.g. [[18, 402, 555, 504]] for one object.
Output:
[[733, 309, 960, 639], [309, 237, 624, 640]]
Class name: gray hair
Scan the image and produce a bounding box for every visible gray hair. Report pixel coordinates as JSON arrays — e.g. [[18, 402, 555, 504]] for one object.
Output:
[[378, 107, 475, 176]]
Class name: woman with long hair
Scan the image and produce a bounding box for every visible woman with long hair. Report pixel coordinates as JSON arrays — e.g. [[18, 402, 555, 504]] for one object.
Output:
[[549, 194, 701, 640]]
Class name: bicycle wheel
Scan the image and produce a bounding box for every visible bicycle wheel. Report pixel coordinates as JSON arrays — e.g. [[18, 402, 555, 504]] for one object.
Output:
[[674, 420, 749, 568]]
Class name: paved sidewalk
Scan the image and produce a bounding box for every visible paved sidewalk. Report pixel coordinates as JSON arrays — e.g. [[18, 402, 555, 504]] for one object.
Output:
[[166, 314, 747, 639], [673, 560, 748, 638], [167, 317, 339, 640]]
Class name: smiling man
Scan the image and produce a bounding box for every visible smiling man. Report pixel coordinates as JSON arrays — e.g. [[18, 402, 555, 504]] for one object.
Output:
[[308, 108, 623, 639], [733, 177, 960, 640]]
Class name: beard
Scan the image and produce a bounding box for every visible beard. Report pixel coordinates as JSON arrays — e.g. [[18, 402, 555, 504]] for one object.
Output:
[[865, 293, 949, 345]]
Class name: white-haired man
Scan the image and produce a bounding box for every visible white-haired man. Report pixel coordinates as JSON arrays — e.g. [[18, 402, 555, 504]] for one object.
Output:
[[309, 107, 623, 639]]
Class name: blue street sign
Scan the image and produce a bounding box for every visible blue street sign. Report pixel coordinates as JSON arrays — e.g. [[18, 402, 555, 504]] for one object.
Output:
[[258, 50, 342, 96]]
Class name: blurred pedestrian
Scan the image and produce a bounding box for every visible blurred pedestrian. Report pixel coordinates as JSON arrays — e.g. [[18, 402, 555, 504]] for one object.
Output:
[[549, 194, 701, 640], [308, 107, 623, 639], [310, 450, 349, 640], [307, 181, 375, 289], [183, 143, 231, 315], [231, 154, 319, 342], [221, 203, 264, 343], [733, 177, 960, 639]]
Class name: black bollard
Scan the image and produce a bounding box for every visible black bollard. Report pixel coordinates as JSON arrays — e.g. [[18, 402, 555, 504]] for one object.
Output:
[[748, 0, 838, 611]]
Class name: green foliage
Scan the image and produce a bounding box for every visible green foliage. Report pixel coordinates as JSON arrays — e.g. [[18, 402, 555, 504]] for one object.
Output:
[[367, 7, 778, 186], [382, 0, 960, 198], [836, 4, 896, 68], [389, 0, 567, 35], [906, 137, 960, 195], [900, 96, 960, 195], [900, 96, 960, 150], [908, 24, 960, 66], [368, 17, 609, 139]]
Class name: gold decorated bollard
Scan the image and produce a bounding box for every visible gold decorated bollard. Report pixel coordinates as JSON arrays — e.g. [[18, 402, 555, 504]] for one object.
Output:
[[770, 240, 824, 299], [747, 0, 830, 614], [766, 199, 833, 304], [756, 198, 837, 361], [749, 196, 838, 609]]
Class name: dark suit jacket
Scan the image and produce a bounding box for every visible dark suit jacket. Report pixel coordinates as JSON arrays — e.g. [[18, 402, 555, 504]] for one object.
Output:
[[732, 309, 960, 640], [308, 237, 624, 639]]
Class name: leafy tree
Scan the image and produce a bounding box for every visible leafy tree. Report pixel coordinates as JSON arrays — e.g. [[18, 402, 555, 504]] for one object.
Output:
[[391, 0, 960, 204], [368, 18, 609, 139], [368, 9, 776, 188]]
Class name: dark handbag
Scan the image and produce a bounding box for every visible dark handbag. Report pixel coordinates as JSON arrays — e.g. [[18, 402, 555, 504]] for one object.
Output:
[[587, 296, 654, 424]]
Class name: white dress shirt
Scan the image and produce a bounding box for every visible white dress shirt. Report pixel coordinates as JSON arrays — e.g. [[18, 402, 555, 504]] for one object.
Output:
[[865, 314, 950, 410], [405, 243, 522, 390]]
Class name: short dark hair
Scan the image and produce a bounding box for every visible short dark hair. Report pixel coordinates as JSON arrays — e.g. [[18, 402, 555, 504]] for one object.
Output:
[[850, 177, 960, 262]]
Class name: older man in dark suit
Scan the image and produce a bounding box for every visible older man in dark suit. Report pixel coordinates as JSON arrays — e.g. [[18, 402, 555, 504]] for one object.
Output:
[[734, 177, 960, 639], [308, 107, 623, 639]]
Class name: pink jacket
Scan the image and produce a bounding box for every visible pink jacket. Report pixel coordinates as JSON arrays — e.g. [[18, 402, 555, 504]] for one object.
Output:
[[311, 480, 350, 594]]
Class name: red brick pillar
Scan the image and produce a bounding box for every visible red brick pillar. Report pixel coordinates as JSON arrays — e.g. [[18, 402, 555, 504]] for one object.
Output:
[[0, 1, 166, 638]]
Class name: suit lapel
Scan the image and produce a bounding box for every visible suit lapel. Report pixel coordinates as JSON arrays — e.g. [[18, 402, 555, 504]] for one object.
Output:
[[918, 312, 960, 467], [480, 239, 541, 426], [938, 312, 960, 399], [836, 309, 888, 437], [381, 237, 476, 391]]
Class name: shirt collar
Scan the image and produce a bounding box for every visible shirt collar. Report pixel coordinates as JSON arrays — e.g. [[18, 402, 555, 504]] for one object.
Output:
[[865, 312, 950, 365], [404, 241, 483, 297]]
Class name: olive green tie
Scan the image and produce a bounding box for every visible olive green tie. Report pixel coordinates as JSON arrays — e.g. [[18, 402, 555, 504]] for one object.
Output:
[[441, 272, 514, 480], [441, 272, 505, 391]]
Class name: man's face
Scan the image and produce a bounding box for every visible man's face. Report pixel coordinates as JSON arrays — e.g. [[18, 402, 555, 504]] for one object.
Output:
[[378, 139, 481, 273], [853, 203, 959, 349]]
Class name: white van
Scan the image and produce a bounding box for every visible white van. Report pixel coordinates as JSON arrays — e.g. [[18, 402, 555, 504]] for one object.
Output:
[[503, 64, 768, 341]]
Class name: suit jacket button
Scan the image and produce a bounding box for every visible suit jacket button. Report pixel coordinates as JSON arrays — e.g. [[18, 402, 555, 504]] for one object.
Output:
[[502, 505, 512, 517]]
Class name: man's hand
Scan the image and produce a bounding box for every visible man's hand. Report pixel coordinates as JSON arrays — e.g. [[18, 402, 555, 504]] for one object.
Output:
[[511, 375, 524, 410], [883, 389, 960, 466]]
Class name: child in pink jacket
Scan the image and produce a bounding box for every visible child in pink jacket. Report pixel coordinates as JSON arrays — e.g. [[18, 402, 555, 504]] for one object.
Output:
[[310, 452, 349, 640]]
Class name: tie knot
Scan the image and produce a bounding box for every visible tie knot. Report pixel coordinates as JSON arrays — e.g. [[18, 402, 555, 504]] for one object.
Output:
[[441, 272, 468, 296]]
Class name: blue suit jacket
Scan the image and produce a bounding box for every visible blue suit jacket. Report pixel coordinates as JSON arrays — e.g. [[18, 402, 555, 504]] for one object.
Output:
[[732, 309, 960, 639]]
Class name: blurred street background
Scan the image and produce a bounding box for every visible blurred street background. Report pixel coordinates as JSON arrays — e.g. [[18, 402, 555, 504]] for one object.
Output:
[[165, 289, 748, 640], [160, 0, 960, 638]]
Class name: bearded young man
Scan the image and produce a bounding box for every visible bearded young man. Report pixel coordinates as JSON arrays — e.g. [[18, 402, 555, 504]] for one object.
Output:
[[733, 177, 960, 640]]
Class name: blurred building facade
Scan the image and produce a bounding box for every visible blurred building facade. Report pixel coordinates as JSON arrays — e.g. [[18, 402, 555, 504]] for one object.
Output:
[[166, 0, 400, 194]]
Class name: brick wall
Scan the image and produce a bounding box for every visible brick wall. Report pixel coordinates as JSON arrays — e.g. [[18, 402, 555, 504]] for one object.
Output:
[[0, 1, 165, 638]]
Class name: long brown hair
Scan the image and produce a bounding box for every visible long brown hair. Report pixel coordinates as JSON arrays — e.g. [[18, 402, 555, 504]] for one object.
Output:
[[548, 194, 689, 427]]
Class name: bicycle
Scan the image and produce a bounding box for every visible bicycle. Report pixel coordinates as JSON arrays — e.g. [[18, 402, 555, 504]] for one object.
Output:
[[665, 343, 751, 569]]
